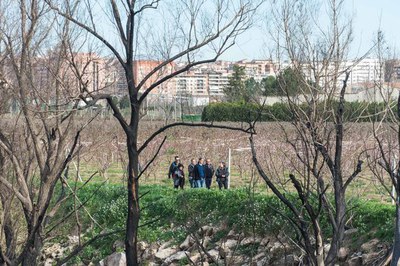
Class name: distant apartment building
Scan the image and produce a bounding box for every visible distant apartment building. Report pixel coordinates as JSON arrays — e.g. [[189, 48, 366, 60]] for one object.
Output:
[[175, 72, 208, 96], [344, 58, 382, 87], [133, 60, 176, 96], [208, 71, 230, 97], [235, 59, 276, 81]]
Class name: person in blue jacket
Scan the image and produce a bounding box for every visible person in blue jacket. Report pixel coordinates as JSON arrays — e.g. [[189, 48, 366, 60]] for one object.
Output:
[[193, 158, 205, 188]]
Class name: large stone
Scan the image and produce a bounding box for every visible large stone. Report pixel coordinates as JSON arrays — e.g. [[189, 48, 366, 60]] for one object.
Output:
[[199, 225, 214, 237], [179, 235, 194, 250], [361, 238, 380, 253], [338, 247, 350, 261], [323, 244, 331, 254], [346, 256, 362, 266], [344, 228, 359, 236], [155, 248, 177, 261], [112, 240, 125, 252], [206, 249, 220, 262], [223, 239, 238, 249], [158, 240, 173, 250], [241, 237, 261, 246], [271, 254, 299, 266], [253, 252, 266, 261], [189, 252, 201, 263], [227, 229, 236, 239], [101, 252, 126, 266], [362, 252, 381, 265], [163, 251, 190, 265], [260, 237, 270, 246], [270, 242, 285, 255]]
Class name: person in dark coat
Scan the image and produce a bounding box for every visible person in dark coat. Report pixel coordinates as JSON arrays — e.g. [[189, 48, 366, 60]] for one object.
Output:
[[216, 161, 229, 190], [204, 158, 215, 189], [193, 158, 205, 188], [188, 158, 196, 188], [168, 156, 180, 179]]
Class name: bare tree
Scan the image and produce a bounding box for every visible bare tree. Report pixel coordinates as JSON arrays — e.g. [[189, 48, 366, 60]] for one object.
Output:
[[0, 1, 102, 264], [367, 33, 400, 266], [250, 0, 372, 265], [44, 0, 260, 264]]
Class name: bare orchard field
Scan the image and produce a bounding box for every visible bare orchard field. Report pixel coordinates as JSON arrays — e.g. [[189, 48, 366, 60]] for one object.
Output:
[[66, 118, 393, 202]]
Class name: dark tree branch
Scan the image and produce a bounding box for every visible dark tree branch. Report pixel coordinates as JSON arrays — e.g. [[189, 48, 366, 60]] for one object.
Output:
[[137, 136, 167, 179], [343, 159, 363, 190]]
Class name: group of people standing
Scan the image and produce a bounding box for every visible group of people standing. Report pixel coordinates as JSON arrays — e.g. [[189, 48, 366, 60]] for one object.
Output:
[[168, 156, 230, 190]]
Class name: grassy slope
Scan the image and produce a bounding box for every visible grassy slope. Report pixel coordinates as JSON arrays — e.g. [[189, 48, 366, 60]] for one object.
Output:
[[53, 183, 395, 264]]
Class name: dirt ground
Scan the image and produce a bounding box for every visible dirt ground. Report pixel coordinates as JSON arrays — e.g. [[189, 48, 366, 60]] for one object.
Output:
[[72, 118, 394, 202]]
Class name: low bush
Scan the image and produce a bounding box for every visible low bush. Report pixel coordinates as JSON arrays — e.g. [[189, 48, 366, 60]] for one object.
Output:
[[202, 101, 395, 122]]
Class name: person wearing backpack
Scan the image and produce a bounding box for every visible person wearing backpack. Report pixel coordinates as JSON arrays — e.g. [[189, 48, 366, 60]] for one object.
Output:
[[216, 161, 229, 190], [188, 158, 196, 188]]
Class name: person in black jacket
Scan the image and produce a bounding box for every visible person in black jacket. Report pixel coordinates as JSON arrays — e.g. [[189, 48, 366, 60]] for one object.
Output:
[[168, 156, 180, 179], [204, 158, 215, 189], [216, 161, 229, 189], [188, 158, 196, 188]]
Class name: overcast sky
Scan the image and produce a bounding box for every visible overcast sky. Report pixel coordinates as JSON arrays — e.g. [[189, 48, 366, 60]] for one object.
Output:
[[219, 0, 400, 61]]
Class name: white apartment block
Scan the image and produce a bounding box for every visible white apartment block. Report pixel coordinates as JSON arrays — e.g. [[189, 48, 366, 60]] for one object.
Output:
[[342, 58, 382, 88], [208, 72, 230, 97], [175, 72, 208, 96]]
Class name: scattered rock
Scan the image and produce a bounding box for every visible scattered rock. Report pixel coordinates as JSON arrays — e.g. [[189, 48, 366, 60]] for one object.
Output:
[[206, 249, 220, 262], [338, 247, 350, 261], [241, 237, 261, 245], [270, 242, 285, 255], [260, 237, 270, 246], [344, 228, 359, 236], [223, 239, 238, 249], [361, 238, 380, 253], [155, 248, 177, 261], [362, 252, 381, 265], [189, 252, 201, 263], [253, 252, 266, 261], [67, 235, 80, 246], [112, 240, 125, 252], [163, 251, 190, 265], [227, 229, 236, 239], [179, 235, 194, 250], [158, 240, 173, 250], [271, 254, 299, 266], [346, 255, 362, 266], [99, 252, 126, 266], [199, 225, 214, 237], [323, 244, 331, 254]]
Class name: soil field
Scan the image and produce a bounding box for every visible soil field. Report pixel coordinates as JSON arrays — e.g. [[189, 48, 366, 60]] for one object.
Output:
[[70, 118, 394, 203]]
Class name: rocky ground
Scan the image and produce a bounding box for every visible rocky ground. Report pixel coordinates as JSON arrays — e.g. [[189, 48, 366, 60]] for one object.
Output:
[[41, 225, 391, 265]]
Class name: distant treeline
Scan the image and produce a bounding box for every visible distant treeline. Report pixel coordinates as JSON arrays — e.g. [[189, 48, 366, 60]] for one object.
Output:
[[201, 101, 397, 122]]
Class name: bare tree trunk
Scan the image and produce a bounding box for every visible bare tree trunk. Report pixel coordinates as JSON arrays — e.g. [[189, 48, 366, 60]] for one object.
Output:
[[392, 200, 400, 266], [126, 135, 140, 265], [21, 232, 43, 266]]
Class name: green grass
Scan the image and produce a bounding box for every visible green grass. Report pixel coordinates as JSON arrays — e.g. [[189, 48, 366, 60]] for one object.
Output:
[[50, 183, 397, 264]]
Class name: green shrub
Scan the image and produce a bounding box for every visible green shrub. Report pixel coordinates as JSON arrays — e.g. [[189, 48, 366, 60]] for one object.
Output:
[[202, 101, 394, 122]]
